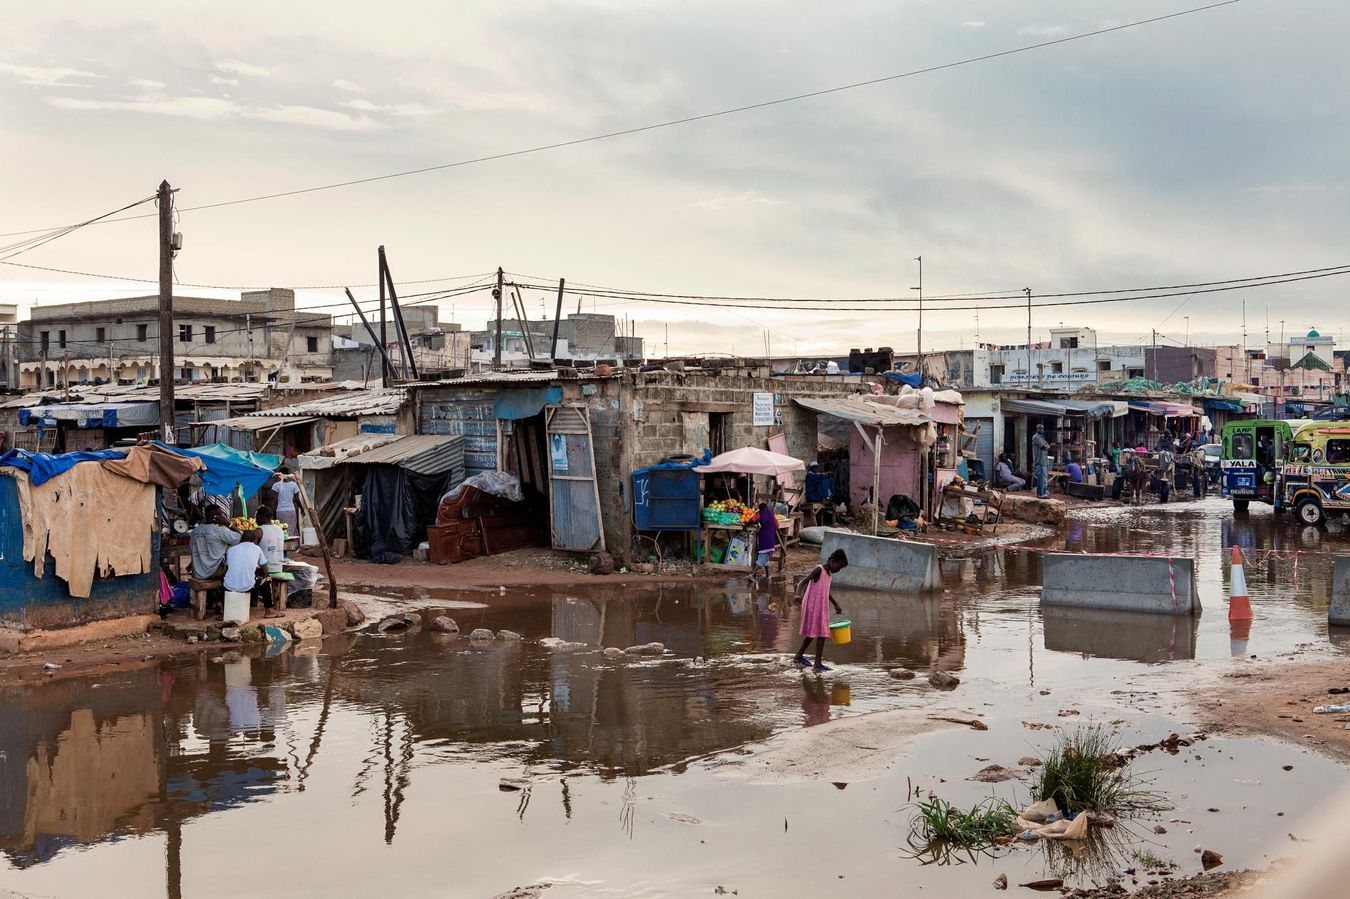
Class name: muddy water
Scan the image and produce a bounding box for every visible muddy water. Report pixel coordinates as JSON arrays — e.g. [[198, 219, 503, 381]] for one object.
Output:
[[2, 498, 1347, 898]]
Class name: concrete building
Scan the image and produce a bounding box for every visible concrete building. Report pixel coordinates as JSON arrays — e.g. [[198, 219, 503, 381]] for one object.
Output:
[[1143, 346, 1218, 384], [17, 289, 332, 389], [334, 306, 470, 382], [470, 312, 644, 368], [0, 303, 19, 391], [985, 327, 1146, 387]]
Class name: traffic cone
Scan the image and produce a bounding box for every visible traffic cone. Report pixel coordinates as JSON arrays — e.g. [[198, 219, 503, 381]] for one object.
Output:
[[1228, 545, 1253, 621]]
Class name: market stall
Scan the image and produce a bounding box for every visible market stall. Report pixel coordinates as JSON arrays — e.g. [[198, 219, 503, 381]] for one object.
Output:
[[693, 447, 805, 571]]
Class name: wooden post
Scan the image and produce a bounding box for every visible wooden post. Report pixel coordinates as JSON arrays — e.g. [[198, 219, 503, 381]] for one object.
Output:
[[292, 475, 337, 608], [551, 278, 565, 362], [872, 425, 882, 536], [158, 180, 175, 441], [493, 267, 504, 370]]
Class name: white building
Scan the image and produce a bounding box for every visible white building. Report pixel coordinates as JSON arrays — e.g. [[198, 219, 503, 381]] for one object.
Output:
[[987, 326, 1145, 387]]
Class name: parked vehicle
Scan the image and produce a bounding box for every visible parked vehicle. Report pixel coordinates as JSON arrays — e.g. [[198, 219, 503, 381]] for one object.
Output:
[[1219, 419, 1314, 512], [1201, 442, 1221, 485], [1277, 423, 1350, 526]]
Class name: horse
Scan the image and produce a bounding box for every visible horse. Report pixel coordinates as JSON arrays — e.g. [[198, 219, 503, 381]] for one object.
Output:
[[1119, 455, 1151, 505]]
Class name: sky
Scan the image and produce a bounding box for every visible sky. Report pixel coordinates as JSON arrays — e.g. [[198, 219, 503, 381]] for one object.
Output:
[[3, 0, 1349, 357]]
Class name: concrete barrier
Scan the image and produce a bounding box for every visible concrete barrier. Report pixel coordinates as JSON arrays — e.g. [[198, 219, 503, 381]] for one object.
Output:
[[818, 532, 939, 593], [1039, 553, 1199, 616], [1330, 557, 1350, 626]]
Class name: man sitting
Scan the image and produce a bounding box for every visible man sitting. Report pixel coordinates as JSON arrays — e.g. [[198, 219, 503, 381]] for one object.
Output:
[[994, 453, 1027, 491], [190, 507, 240, 579], [224, 529, 281, 619]]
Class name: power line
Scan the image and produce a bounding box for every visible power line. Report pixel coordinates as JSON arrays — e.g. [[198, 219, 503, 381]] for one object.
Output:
[[0, 195, 157, 260], [0, 1, 1240, 238], [0, 258, 496, 291]]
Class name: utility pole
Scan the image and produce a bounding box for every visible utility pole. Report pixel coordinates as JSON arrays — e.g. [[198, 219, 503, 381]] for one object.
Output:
[[378, 259, 391, 386], [912, 255, 923, 381], [157, 180, 175, 441], [1024, 287, 1032, 388], [550, 278, 565, 363], [1150, 329, 1156, 382], [493, 267, 504, 370]]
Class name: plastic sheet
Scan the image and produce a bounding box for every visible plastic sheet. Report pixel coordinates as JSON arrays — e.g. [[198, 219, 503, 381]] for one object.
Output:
[[359, 465, 453, 563], [440, 470, 525, 506]]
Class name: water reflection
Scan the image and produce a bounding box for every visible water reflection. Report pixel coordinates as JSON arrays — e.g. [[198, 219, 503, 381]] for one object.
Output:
[[1042, 606, 1199, 662]]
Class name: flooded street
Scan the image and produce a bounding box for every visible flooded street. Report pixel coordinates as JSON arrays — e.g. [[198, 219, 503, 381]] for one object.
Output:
[[3, 497, 1348, 898]]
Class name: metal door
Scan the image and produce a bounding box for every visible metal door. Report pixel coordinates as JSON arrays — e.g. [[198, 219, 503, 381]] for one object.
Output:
[[545, 405, 605, 552]]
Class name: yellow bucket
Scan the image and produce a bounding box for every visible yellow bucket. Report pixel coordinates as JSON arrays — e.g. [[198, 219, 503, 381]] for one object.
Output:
[[829, 619, 852, 645]]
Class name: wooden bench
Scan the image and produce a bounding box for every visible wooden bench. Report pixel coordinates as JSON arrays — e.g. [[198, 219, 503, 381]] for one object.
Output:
[[188, 577, 223, 621]]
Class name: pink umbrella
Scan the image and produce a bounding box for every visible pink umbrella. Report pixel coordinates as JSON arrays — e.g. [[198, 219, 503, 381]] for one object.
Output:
[[693, 446, 805, 477]]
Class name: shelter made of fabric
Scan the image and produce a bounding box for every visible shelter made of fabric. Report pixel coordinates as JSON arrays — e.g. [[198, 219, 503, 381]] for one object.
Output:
[[694, 446, 805, 477], [11, 463, 155, 598], [101, 444, 205, 490], [0, 449, 126, 486], [156, 442, 279, 496]]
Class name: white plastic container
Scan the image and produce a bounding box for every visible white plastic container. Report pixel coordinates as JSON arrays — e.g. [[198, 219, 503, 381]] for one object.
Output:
[[302, 527, 319, 546], [223, 590, 252, 625]]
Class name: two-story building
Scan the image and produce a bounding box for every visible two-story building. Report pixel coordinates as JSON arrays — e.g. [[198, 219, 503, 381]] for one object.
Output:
[[17, 288, 332, 389]]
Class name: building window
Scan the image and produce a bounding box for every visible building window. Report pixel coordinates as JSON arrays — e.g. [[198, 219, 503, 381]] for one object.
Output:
[[1097, 360, 1110, 372], [179, 324, 193, 343], [989, 364, 1004, 384], [1051, 361, 1064, 374], [306, 335, 319, 353], [39, 331, 49, 353], [1126, 368, 1144, 378], [204, 326, 216, 344], [137, 323, 148, 342], [1251, 376, 1260, 386], [180, 367, 193, 380], [1060, 337, 1079, 349], [58, 330, 66, 348], [95, 326, 106, 343]]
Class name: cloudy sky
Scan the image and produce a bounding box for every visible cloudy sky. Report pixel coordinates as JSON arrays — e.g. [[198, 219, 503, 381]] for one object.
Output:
[[3, 0, 1348, 357]]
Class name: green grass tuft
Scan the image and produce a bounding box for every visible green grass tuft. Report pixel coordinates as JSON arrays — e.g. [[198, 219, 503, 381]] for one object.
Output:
[[909, 795, 1017, 846], [1031, 725, 1165, 815]]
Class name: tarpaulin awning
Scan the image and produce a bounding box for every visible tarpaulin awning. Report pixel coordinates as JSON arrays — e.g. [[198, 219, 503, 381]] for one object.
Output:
[[1059, 399, 1129, 419], [793, 396, 931, 427], [157, 442, 280, 496], [0, 449, 126, 486], [1202, 397, 1244, 413], [880, 371, 923, 387], [100, 444, 206, 489], [1000, 398, 1069, 416], [494, 386, 563, 420], [1128, 400, 1197, 417], [18, 401, 159, 429], [694, 446, 805, 477]]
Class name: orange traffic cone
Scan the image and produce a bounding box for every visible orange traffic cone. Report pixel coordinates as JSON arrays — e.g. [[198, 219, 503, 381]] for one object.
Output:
[[1229, 545, 1253, 621]]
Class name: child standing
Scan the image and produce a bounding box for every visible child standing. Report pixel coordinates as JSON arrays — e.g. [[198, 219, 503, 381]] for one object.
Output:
[[751, 501, 778, 585], [793, 549, 848, 672]]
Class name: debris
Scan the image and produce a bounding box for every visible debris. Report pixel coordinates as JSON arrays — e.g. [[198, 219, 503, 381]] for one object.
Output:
[[968, 765, 1020, 783], [186, 635, 198, 644], [498, 778, 529, 792], [603, 646, 625, 659], [1017, 879, 1064, 891], [42, 662, 61, 671], [375, 613, 419, 633], [1154, 825, 1168, 834], [1313, 703, 1350, 714], [492, 885, 551, 899], [261, 625, 291, 644], [1057, 709, 1080, 717], [928, 671, 960, 689], [220, 626, 242, 642], [1200, 849, 1223, 870], [429, 616, 459, 634], [888, 668, 917, 680], [1017, 756, 1042, 767], [994, 873, 1007, 890], [930, 715, 987, 731], [624, 642, 665, 656], [664, 812, 702, 825], [588, 552, 615, 575]]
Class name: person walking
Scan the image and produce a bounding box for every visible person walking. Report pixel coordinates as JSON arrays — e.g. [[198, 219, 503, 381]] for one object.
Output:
[[793, 549, 848, 673], [750, 501, 778, 585], [1032, 424, 1051, 498]]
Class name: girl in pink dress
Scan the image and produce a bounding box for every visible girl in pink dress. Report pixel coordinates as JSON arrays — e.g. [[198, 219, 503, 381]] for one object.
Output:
[[793, 549, 848, 672]]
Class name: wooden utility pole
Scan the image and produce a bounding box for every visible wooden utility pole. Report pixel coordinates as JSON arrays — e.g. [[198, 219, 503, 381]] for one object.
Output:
[[1024, 287, 1032, 387], [493, 267, 504, 370], [157, 180, 175, 441], [378, 257, 391, 387]]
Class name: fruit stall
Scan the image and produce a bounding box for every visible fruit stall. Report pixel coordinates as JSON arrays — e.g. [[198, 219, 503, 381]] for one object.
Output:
[[694, 447, 806, 572]]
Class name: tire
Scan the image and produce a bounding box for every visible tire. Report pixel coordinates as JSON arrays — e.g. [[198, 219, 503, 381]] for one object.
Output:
[[1232, 500, 1249, 514], [1296, 497, 1325, 527]]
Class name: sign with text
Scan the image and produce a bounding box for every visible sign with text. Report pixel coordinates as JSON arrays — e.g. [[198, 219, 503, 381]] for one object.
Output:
[[752, 392, 775, 426], [999, 371, 1097, 384]]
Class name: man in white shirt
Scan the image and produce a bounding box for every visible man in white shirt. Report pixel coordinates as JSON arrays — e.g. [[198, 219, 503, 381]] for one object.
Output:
[[256, 507, 286, 572], [269, 467, 302, 535], [224, 529, 279, 618]]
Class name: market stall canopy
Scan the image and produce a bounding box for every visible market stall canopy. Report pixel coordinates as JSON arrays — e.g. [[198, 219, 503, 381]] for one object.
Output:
[[18, 401, 159, 429], [101, 444, 205, 489], [1000, 397, 1070, 416], [0, 449, 125, 486], [793, 396, 932, 427], [1059, 399, 1129, 419], [1128, 400, 1197, 417], [157, 442, 280, 496], [694, 446, 805, 477]]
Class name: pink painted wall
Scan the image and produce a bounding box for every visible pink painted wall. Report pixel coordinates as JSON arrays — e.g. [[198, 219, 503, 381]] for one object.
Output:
[[849, 425, 923, 509]]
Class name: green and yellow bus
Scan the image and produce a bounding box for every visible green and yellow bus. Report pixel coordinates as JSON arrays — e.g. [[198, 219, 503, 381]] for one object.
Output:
[[1219, 419, 1315, 512], [1278, 423, 1350, 526]]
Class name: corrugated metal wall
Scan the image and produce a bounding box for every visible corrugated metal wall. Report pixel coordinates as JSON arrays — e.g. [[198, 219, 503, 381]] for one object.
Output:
[[419, 388, 498, 476], [546, 405, 604, 552]]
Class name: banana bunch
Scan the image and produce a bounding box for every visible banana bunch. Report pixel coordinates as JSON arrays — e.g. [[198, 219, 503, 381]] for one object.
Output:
[[229, 517, 258, 532]]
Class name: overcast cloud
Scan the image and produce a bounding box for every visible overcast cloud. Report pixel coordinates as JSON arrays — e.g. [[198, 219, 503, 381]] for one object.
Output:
[[2, 0, 1348, 356]]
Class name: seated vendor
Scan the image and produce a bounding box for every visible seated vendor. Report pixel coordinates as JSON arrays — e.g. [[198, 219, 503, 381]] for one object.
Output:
[[1066, 459, 1084, 483], [994, 454, 1026, 491], [224, 528, 281, 619], [189, 507, 240, 579], [256, 506, 286, 570]]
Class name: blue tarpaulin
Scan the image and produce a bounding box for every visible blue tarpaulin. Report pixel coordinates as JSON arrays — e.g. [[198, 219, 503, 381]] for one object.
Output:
[[494, 386, 563, 421], [0, 449, 126, 486], [155, 442, 280, 496], [880, 371, 923, 388]]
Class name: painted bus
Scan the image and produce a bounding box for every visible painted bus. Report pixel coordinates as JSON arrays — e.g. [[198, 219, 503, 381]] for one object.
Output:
[[1277, 423, 1350, 526], [1219, 419, 1315, 512]]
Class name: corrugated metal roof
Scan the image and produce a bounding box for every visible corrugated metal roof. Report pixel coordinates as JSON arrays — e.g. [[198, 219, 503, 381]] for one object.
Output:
[[246, 388, 406, 418], [793, 396, 931, 427], [1000, 397, 1070, 416], [211, 415, 314, 431], [338, 434, 465, 476], [299, 433, 402, 469], [404, 370, 619, 388]]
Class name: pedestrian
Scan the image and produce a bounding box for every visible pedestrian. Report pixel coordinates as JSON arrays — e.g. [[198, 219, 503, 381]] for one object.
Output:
[[1032, 424, 1051, 498], [269, 466, 303, 535], [189, 483, 232, 525], [1155, 448, 1175, 503], [1190, 444, 1207, 498], [751, 500, 779, 585], [793, 549, 847, 672]]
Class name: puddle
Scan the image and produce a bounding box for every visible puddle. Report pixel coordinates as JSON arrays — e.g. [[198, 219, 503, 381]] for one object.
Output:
[[0, 498, 1346, 897]]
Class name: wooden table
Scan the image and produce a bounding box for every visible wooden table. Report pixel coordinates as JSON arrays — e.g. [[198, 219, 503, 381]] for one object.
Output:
[[936, 484, 1006, 536], [700, 519, 795, 573]]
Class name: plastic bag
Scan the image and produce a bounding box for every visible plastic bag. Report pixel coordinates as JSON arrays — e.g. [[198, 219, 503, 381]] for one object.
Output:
[[440, 470, 524, 505]]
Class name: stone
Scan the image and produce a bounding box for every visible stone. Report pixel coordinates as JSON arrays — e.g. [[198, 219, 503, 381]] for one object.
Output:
[[492, 887, 551, 899], [429, 616, 459, 634], [262, 625, 292, 644], [1153, 825, 1168, 835], [632, 562, 655, 575], [496, 629, 523, 641], [993, 873, 1007, 890], [1200, 849, 1223, 870], [623, 642, 665, 656], [1017, 756, 1042, 767], [469, 628, 496, 641], [312, 593, 331, 610], [968, 765, 1020, 783], [888, 668, 917, 680], [240, 625, 264, 643], [290, 618, 323, 640], [186, 635, 198, 644], [341, 600, 367, 627], [589, 552, 615, 575], [603, 647, 625, 659], [375, 613, 419, 633], [928, 671, 960, 689], [220, 626, 242, 642]]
